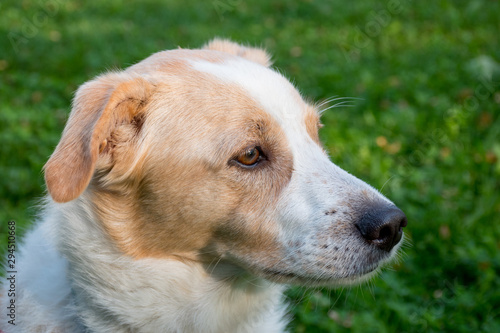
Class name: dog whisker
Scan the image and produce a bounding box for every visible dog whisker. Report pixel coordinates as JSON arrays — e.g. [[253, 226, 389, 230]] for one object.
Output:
[[316, 96, 362, 108], [379, 175, 396, 194], [319, 99, 361, 114]]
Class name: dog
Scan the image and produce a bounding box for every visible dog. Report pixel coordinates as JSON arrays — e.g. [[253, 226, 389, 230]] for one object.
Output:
[[0, 39, 407, 332]]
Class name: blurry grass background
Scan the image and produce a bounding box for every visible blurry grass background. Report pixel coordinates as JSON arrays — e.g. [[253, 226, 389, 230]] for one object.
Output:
[[1, 0, 499, 332]]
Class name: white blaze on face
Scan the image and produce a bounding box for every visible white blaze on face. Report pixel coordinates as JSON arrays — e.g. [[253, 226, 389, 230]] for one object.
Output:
[[191, 58, 304, 135]]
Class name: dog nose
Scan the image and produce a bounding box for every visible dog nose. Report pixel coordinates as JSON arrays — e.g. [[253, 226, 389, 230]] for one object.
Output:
[[355, 205, 407, 252]]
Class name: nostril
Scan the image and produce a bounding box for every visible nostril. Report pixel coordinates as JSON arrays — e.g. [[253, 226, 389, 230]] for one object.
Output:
[[378, 225, 392, 241], [355, 205, 407, 252]]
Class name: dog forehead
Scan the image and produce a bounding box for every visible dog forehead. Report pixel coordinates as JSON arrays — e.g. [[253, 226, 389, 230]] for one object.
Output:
[[191, 58, 307, 132]]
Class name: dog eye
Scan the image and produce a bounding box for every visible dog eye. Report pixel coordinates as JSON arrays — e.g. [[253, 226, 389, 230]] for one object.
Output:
[[236, 147, 263, 166]]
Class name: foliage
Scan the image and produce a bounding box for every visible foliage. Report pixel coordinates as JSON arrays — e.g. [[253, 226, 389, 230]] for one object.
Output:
[[1, 0, 499, 331]]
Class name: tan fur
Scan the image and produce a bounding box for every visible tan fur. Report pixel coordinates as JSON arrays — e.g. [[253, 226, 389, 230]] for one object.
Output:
[[203, 38, 272, 67], [44, 74, 154, 203], [46, 54, 293, 264], [305, 104, 322, 144]]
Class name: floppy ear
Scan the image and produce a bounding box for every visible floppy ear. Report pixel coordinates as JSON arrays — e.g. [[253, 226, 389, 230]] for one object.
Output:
[[44, 73, 154, 203], [203, 38, 272, 67]]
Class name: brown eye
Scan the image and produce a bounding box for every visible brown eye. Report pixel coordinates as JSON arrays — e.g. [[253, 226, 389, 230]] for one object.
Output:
[[236, 147, 262, 166]]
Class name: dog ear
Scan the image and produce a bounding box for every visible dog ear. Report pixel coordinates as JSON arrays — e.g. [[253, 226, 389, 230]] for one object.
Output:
[[44, 73, 154, 203], [203, 38, 272, 67]]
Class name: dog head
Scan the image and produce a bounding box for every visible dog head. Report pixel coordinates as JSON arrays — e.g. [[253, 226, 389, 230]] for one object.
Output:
[[44, 39, 407, 286]]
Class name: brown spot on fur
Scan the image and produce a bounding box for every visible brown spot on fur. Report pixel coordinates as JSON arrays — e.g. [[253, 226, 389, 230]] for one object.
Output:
[[304, 105, 321, 144]]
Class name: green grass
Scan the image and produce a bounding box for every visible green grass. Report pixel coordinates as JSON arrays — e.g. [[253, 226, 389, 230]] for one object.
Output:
[[1, 0, 499, 331]]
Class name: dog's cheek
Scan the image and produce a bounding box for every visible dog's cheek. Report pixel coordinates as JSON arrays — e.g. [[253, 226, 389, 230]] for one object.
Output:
[[208, 172, 293, 265]]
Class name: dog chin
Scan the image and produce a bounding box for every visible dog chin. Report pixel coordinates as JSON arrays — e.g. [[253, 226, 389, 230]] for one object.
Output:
[[256, 263, 383, 287], [332, 266, 382, 287]]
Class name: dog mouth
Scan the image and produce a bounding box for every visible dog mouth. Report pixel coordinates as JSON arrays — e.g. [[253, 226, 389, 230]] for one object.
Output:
[[259, 263, 381, 286], [252, 238, 399, 286], [220, 232, 402, 286]]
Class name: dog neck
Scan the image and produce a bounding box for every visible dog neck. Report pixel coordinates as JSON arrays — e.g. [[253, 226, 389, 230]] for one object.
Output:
[[51, 198, 288, 332]]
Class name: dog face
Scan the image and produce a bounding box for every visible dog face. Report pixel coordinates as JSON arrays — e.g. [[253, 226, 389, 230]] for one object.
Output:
[[44, 39, 406, 286]]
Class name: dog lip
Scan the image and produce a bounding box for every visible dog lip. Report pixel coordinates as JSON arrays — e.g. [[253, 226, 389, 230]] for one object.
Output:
[[260, 268, 333, 284], [358, 263, 379, 275], [262, 269, 300, 279], [260, 263, 380, 284]]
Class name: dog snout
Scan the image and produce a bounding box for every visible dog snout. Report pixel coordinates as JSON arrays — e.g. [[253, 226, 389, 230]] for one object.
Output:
[[355, 205, 407, 252]]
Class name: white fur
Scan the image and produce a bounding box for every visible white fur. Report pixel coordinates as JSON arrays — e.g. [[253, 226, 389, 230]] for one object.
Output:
[[1, 198, 288, 332]]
